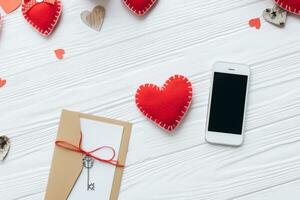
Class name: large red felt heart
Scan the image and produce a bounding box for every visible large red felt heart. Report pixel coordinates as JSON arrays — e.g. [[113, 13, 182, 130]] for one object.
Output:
[[123, 0, 157, 16], [135, 75, 193, 132], [275, 0, 300, 15], [22, 0, 62, 36]]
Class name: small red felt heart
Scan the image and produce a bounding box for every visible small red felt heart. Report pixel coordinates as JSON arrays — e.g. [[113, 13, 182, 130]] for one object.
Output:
[[22, 0, 62, 36], [135, 75, 193, 132], [275, 0, 300, 15], [123, 0, 157, 16]]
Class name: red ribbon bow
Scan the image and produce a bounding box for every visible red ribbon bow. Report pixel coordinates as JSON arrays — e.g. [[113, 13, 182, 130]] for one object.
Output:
[[55, 131, 124, 167]]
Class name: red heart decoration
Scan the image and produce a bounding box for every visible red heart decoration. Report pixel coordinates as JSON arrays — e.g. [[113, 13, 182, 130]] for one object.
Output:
[[123, 0, 157, 16], [22, 0, 62, 36], [0, 78, 7, 88], [0, 0, 21, 14], [54, 48, 65, 59], [135, 75, 193, 131], [275, 0, 300, 15], [248, 18, 261, 29]]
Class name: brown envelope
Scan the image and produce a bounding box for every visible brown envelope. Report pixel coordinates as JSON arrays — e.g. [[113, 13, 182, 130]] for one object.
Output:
[[45, 110, 132, 200]]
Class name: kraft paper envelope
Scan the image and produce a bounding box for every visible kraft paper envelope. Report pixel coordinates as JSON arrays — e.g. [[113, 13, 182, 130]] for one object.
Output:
[[45, 110, 132, 200]]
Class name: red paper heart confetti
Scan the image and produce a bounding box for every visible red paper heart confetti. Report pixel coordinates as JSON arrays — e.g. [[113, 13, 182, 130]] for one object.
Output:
[[123, 0, 157, 16], [54, 48, 64, 59], [22, 0, 62, 36], [0, 78, 7, 88], [275, 0, 300, 15], [0, 0, 21, 14], [248, 17, 261, 29], [135, 75, 193, 132]]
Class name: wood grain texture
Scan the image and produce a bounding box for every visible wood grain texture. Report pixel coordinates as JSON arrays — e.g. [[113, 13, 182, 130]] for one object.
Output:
[[0, 0, 300, 199]]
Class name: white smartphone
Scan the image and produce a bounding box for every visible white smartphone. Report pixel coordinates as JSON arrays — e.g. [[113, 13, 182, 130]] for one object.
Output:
[[205, 62, 250, 146]]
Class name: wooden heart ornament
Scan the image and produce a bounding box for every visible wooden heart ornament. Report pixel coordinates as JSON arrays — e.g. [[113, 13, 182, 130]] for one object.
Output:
[[275, 0, 300, 15], [135, 75, 193, 131], [81, 5, 105, 32], [22, 0, 62, 36], [123, 0, 157, 16], [263, 5, 287, 26]]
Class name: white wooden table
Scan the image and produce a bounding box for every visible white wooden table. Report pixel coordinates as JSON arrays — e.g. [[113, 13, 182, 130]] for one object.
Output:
[[1, 0, 300, 199]]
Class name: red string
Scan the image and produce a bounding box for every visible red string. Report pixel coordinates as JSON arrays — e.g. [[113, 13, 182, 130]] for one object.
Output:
[[55, 131, 124, 167]]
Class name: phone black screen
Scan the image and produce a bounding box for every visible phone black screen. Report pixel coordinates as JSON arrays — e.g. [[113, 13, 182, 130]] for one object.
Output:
[[208, 72, 248, 134]]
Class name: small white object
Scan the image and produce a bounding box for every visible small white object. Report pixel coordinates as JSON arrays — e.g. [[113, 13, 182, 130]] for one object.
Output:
[[205, 62, 250, 146]]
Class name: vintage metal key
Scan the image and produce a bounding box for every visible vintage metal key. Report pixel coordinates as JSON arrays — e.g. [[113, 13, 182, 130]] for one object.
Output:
[[83, 155, 95, 191]]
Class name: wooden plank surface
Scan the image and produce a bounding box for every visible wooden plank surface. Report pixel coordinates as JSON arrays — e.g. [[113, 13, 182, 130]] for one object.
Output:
[[0, 0, 300, 199]]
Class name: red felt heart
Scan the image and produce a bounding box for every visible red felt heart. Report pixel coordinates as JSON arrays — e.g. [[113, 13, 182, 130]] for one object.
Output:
[[275, 0, 300, 15], [123, 0, 157, 16], [135, 75, 193, 131], [22, 0, 62, 36]]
